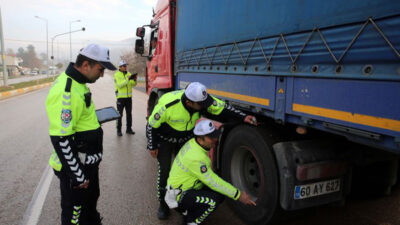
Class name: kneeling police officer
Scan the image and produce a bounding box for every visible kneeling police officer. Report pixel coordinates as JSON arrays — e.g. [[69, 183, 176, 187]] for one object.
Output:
[[165, 119, 256, 225]]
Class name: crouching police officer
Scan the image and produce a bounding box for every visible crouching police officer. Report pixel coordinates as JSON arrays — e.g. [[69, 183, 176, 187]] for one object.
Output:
[[146, 82, 257, 219], [46, 44, 116, 225], [165, 119, 256, 225]]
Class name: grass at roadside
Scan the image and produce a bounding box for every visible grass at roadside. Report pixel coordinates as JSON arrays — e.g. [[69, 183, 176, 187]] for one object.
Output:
[[0, 77, 56, 92]]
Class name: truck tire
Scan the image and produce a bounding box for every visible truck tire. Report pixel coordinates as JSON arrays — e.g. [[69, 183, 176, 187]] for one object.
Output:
[[221, 125, 280, 225]]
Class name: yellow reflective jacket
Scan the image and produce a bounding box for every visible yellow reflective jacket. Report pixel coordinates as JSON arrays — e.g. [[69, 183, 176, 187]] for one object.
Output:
[[146, 90, 227, 150], [46, 65, 102, 183], [114, 70, 137, 98], [167, 138, 240, 201]]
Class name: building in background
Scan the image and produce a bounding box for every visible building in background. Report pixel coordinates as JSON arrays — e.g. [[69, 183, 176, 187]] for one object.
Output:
[[0, 54, 23, 77]]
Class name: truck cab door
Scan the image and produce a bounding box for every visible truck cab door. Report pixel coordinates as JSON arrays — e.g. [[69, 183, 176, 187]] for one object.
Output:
[[147, 2, 174, 91]]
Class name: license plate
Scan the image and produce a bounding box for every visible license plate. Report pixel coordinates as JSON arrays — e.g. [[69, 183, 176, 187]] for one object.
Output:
[[294, 179, 340, 200]]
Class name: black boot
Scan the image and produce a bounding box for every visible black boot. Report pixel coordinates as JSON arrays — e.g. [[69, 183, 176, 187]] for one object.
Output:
[[126, 129, 135, 135], [157, 201, 170, 220], [117, 130, 122, 136]]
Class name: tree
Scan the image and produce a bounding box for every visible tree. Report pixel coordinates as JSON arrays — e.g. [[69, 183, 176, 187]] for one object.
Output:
[[16, 45, 43, 69], [17, 47, 24, 57], [120, 50, 146, 77]]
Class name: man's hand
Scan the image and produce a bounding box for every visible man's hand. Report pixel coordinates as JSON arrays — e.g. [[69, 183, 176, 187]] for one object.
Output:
[[238, 191, 257, 206], [244, 115, 258, 126], [129, 73, 138, 80], [74, 180, 89, 189], [149, 149, 158, 158]]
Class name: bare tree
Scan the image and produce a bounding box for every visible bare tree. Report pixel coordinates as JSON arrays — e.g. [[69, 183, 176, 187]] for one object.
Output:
[[120, 50, 146, 77], [16, 45, 43, 69]]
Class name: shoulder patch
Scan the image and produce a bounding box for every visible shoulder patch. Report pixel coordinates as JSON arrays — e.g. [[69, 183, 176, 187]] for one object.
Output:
[[65, 78, 72, 92], [200, 165, 208, 174], [212, 100, 217, 106], [61, 109, 72, 124], [165, 99, 180, 109], [154, 113, 160, 120]]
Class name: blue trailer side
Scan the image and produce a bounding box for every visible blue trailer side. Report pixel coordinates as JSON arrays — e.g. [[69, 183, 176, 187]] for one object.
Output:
[[174, 0, 400, 153]]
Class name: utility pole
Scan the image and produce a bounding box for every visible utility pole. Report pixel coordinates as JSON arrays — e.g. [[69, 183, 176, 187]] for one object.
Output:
[[34, 16, 49, 77], [70, 20, 81, 62], [0, 7, 8, 86]]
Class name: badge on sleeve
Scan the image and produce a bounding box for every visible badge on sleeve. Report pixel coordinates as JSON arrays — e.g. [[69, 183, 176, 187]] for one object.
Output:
[[200, 165, 208, 173], [61, 109, 72, 124], [213, 100, 217, 106], [154, 113, 160, 120]]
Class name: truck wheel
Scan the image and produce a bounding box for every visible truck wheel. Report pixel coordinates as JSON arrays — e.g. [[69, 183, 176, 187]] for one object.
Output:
[[221, 125, 280, 225]]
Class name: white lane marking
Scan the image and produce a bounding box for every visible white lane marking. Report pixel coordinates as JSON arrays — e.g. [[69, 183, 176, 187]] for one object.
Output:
[[21, 165, 54, 225]]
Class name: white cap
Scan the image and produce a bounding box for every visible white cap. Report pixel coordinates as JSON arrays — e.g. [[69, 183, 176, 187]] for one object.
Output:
[[119, 60, 128, 67], [79, 43, 116, 70], [193, 119, 221, 138], [184, 82, 213, 107]]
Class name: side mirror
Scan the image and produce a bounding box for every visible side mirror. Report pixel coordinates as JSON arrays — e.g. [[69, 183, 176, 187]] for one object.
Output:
[[136, 27, 145, 38], [135, 39, 144, 54]]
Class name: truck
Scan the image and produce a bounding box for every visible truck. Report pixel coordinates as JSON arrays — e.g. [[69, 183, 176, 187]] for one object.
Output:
[[135, 0, 400, 224]]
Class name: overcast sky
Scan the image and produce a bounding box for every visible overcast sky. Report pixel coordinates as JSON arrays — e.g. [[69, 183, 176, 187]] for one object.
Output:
[[0, 0, 157, 61]]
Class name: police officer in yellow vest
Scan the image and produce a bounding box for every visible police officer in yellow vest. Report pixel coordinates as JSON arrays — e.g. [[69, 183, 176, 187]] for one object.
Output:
[[114, 60, 137, 136], [146, 82, 257, 220], [46, 44, 116, 225], [166, 119, 256, 225]]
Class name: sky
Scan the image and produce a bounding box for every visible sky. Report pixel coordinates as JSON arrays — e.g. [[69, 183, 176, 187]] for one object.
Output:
[[0, 0, 157, 62]]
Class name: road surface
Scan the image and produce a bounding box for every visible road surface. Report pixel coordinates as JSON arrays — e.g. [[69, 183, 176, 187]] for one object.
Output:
[[0, 73, 399, 225]]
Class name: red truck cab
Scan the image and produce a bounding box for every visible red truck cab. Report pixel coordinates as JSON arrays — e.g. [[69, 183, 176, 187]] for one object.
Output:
[[135, 0, 176, 114]]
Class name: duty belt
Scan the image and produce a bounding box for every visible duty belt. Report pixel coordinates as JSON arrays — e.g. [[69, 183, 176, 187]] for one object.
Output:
[[158, 135, 191, 144]]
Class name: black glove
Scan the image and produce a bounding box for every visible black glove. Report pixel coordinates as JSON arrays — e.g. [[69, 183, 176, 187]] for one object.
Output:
[[129, 73, 138, 80]]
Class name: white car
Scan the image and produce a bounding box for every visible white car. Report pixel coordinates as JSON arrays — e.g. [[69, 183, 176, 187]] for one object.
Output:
[[30, 71, 38, 76]]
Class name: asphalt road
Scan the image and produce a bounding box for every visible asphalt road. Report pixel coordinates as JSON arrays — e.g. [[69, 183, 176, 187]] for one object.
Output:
[[0, 72, 399, 225]]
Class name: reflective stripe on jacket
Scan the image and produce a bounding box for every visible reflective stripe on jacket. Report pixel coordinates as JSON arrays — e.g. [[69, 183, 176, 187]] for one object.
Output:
[[46, 65, 102, 185]]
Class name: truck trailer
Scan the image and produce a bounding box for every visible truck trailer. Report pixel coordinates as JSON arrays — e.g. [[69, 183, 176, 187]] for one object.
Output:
[[135, 0, 400, 224]]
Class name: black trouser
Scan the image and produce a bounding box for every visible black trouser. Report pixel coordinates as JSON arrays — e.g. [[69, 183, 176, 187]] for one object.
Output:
[[156, 141, 183, 202], [178, 189, 225, 224], [116, 97, 132, 132], [54, 165, 101, 225]]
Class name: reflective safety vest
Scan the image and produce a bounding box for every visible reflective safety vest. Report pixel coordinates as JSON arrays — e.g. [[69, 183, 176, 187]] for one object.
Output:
[[114, 70, 137, 98], [46, 72, 100, 170], [146, 90, 226, 149], [167, 138, 240, 201], [46, 72, 100, 135], [148, 90, 225, 132]]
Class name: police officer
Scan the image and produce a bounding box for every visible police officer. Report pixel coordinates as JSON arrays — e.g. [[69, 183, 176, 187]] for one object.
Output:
[[114, 60, 137, 136], [146, 82, 257, 219], [46, 44, 116, 225], [165, 119, 256, 225]]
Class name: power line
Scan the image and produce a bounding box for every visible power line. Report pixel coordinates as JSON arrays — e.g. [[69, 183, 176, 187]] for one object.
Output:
[[5, 38, 135, 46]]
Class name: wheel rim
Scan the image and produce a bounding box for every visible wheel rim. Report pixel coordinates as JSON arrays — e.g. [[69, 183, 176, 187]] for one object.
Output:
[[230, 145, 262, 199]]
